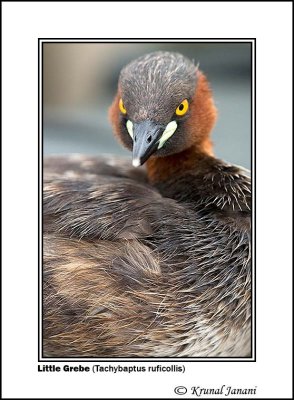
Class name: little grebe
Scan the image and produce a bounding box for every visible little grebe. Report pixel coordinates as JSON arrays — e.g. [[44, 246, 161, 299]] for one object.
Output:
[[43, 51, 251, 357]]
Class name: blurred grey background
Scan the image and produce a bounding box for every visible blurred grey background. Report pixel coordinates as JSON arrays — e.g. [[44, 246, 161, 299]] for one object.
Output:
[[43, 42, 251, 169]]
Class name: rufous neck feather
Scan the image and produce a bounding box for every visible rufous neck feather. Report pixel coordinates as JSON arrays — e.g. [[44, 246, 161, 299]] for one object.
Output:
[[147, 71, 217, 184]]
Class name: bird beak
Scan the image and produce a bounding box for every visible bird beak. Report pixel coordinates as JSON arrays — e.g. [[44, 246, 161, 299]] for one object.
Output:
[[130, 120, 165, 167]]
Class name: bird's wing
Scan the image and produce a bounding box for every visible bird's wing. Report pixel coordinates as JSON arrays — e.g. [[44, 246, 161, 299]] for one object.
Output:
[[44, 154, 148, 184], [42, 155, 251, 357]]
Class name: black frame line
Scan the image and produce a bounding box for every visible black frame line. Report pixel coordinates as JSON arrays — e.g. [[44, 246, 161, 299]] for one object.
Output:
[[38, 38, 256, 363]]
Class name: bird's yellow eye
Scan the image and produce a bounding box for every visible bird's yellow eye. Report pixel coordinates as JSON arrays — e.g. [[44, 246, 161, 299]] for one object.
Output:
[[175, 99, 189, 116], [119, 98, 127, 114]]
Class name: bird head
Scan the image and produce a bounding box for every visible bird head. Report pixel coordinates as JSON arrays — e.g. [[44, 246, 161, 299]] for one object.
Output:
[[109, 51, 217, 167]]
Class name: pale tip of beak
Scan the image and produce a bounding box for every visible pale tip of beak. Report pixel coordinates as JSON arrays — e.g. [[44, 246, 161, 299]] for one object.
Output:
[[132, 158, 141, 168]]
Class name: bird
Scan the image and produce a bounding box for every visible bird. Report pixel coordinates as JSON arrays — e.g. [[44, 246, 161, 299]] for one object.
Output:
[[43, 51, 251, 358]]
